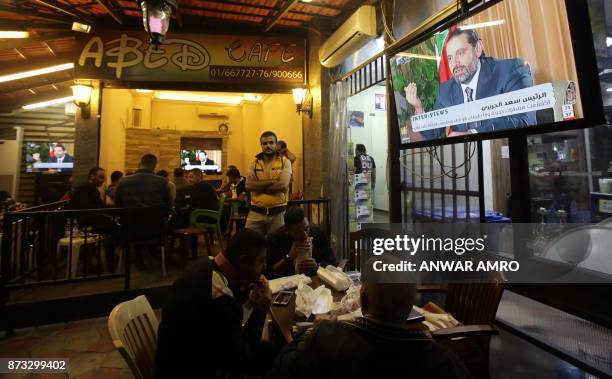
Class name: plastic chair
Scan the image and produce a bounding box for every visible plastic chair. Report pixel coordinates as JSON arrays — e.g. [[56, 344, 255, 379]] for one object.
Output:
[[108, 295, 159, 379], [190, 194, 226, 252]]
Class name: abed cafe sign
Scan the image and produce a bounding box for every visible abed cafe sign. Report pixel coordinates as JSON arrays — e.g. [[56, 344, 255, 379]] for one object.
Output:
[[75, 31, 306, 85]]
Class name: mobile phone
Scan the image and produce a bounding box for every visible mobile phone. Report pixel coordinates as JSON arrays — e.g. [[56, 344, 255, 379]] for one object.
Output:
[[273, 291, 293, 306]]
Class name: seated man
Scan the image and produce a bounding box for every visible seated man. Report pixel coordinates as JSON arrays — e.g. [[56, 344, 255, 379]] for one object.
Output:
[[187, 168, 218, 210], [268, 280, 471, 379], [70, 167, 119, 269], [155, 229, 276, 378], [266, 206, 335, 279], [217, 167, 246, 199]]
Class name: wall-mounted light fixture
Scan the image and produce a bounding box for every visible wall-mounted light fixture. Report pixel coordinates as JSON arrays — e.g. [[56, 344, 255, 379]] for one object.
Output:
[[292, 87, 313, 118], [71, 83, 93, 119], [141, 0, 178, 47]]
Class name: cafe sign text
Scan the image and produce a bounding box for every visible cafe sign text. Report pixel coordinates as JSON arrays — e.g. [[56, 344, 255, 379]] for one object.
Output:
[[75, 31, 306, 85]]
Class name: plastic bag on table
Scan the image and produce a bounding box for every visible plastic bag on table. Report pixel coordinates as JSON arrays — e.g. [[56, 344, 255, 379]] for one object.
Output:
[[317, 265, 352, 292], [268, 274, 312, 294], [295, 281, 333, 318]]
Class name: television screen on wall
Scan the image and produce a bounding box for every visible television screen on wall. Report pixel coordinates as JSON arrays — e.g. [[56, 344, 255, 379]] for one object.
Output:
[[26, 142, 74, 173], [180, 149, 222, 175], [389, 0, 601, 147]]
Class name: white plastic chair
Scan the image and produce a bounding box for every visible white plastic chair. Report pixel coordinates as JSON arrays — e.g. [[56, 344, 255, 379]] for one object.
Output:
[[108, 295, 159, 379]]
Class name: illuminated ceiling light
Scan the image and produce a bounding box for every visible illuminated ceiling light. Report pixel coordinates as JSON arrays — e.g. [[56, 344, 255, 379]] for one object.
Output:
[[396, 52, 438, 60], [22, 96, 74, 110], [0, 63, 74, 83], [141, 0, 178, 47], [606, 88, 612, 92], [155, 92, 243, 104], [301, 0, 313, 2], [607, 37, 612, 48], [0, 31, 30, 39], [460, 20, 505, 30], [242, 93, 263, 102], [72, 22, 92, 33], [136, 89, 154, 93]]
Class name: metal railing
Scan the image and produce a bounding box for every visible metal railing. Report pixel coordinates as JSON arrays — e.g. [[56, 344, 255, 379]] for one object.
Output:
[[0, 199, 330, 292], [1, 207, 127, 289]]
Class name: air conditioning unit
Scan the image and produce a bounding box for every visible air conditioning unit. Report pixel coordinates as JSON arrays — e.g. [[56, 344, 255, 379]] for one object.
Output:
[[318, 5, 376, 68], [196, 106, 229, 119]]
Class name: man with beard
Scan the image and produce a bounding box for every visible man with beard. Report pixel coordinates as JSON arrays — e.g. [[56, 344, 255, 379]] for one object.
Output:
[[405, 28, 536, 140], [245, 131, 292, 236]]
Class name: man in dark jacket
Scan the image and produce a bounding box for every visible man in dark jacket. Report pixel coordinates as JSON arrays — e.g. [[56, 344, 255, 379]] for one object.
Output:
[[70, 167, 119, 270], [266, 206, 335, 279], [114, 154, 172, 270], [114, 154, 172, 211], [187, 168, 219, 210], [268, 280, 471, 379], [154, 228, 275, 378], [70, 167, 106, 210]]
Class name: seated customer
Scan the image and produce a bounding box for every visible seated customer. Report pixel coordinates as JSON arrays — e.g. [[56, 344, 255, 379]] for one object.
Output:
[[217, 165, 239, 194], [156, 170, 176, 202], [71, 167, 106, 210], [104, 170, 123, 206], [268, 280, 471, 379], [70, 167, 118, 267], [217, 167, 246, 197], [266, 206, 335, 279], [172, 167, 189, 192], [187, 168, 218, 210], [155, 229, 276, 378]]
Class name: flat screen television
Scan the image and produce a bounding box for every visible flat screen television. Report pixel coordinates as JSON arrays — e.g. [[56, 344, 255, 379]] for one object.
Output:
[[180, 149, 222, 174], [388, 0, 602, 147], [26, 142, 74, 173]]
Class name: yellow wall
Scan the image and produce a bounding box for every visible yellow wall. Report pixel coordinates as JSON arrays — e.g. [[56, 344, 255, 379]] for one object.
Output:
[[99, 88, 131, 176], [99, 90, 303, 192]]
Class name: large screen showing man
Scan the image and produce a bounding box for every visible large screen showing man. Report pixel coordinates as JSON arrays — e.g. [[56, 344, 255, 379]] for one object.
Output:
[[389, 0, 582, 145], [405, 28, 536, 141]]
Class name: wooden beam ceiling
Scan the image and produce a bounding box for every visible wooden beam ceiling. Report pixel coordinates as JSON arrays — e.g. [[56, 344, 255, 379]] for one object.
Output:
[[32, 0, 94, 24], [264, 0, 301, 32], [95, 0, 125, 25], [0, 78, 73, 94], [0, 31, 75, 50]]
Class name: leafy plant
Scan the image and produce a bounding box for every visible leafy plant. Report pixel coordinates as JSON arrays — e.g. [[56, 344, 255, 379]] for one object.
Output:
[[391, 37, 440, 125]]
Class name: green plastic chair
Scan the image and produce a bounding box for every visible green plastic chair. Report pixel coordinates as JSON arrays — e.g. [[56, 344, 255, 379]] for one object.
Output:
[[189, 194, 226, 252]]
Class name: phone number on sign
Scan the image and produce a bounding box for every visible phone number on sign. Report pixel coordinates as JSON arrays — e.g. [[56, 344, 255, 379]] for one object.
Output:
[[209, 66, 304, 81], [1, 359, 69, 373]]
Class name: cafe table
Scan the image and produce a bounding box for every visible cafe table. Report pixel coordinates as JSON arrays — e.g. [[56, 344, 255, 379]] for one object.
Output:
[[268, 276, 426, 343]]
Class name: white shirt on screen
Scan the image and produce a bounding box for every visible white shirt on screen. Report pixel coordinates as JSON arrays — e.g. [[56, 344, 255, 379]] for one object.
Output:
[[461, 62, 482, 103]]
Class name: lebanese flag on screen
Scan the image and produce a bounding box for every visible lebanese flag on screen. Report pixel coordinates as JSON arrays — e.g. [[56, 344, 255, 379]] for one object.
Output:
[[49, 145, 55, 158], [434, 25, 458, 84]]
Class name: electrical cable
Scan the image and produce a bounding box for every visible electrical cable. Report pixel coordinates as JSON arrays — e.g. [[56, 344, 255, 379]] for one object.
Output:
[[399, 141, 476, 180]]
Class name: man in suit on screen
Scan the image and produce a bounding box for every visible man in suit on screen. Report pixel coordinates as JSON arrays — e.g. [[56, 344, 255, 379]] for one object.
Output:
[[405, 28, 537, 140]]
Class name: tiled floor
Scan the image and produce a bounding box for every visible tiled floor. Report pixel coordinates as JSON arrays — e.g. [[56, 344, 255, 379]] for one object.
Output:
[[0, 313, 597, 379], [0, 316, 134, 378]]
